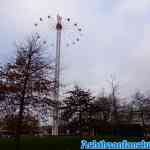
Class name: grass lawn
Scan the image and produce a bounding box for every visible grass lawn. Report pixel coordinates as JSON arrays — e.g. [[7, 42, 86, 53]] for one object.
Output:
[[0, 136, 80, 150], [0, 135, 149, 150]]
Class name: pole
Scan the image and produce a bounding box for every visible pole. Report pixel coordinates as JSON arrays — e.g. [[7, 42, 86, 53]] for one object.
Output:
[[52, 15, 62, 136]]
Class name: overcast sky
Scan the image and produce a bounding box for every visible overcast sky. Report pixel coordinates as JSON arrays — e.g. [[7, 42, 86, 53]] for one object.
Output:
[[0, 0, 150, 98]]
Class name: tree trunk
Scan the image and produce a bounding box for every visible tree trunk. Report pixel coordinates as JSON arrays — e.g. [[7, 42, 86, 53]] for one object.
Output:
[[16, 54, 31, 150], [141, 111, 145, 127]]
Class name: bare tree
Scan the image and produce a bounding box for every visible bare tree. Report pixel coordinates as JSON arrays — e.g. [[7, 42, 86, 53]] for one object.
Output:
[[92, 95, 112, 124], [108, 75, 120, 125], [132, 91, 150, 127], [61, 85, 94, 135], [0, 35, 55, 149]]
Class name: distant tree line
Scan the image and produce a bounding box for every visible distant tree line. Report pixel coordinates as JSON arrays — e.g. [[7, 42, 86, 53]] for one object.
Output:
[[60, 85, 150, 136], [0, 34, 150, 139]]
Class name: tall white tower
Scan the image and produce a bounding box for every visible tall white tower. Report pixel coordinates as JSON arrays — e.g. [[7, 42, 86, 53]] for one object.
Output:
[[52, 15, 62, 135], [34, 14, 83, 136]]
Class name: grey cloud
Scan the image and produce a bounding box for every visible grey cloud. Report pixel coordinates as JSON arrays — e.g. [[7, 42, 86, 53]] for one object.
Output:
[[0, 0, 150, 98]]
